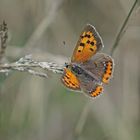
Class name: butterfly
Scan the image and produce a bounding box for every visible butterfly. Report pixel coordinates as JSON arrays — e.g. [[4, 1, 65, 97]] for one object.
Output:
[[61, 24, 114, 98]]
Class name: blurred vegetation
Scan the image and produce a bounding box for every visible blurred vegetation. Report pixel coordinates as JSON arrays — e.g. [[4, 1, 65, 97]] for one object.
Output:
[[0, 0, 140, 140]]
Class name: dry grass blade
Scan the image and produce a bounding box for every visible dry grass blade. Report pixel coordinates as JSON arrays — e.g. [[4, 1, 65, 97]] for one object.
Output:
[[0, 21, 8, 62], [0, 55, 64, 78], [111, 0, 138, 56]]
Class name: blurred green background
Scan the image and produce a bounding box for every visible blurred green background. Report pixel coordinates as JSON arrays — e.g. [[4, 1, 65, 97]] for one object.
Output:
[[0, 0, 140, 140]]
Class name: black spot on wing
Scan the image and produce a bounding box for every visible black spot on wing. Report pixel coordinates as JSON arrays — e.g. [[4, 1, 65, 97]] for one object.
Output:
[[89, 48, 94, 52], [90, 41, 94, 46], [80, 43, 85, 46], [86, 40, 90, 44], [85, 34, 91, 38]]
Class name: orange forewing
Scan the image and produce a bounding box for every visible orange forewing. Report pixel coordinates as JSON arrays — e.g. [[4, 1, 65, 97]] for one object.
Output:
[[71, 24, 103, 63]]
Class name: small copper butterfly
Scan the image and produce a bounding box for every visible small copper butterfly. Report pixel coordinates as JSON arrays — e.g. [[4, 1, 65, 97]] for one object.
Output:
[[61, 24, 114, 98]]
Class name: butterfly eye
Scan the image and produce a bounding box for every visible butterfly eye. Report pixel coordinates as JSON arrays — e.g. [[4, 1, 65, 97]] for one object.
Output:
[[65, 63, 69, 68]]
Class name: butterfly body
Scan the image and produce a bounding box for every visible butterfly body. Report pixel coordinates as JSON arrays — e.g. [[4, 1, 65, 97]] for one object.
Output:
[[61, 24, 114, 98]]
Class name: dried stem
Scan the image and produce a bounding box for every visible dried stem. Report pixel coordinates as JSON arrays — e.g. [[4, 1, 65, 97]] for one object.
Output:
[[111, 0, 138, 56], [0, 55, 64, 78], [0, 21, 8, 62], [0, 1, 65, 78]]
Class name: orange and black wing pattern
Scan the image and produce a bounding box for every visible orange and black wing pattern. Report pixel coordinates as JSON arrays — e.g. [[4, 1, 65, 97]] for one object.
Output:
[[77, 72, 104, 98], [80, 53, 114, 84], [102, 59, 114, 84], [71, 24, 104, 63], [61, 68, 81, 91], [61, 24, 114, 98], [89, 85, 104, 98]]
